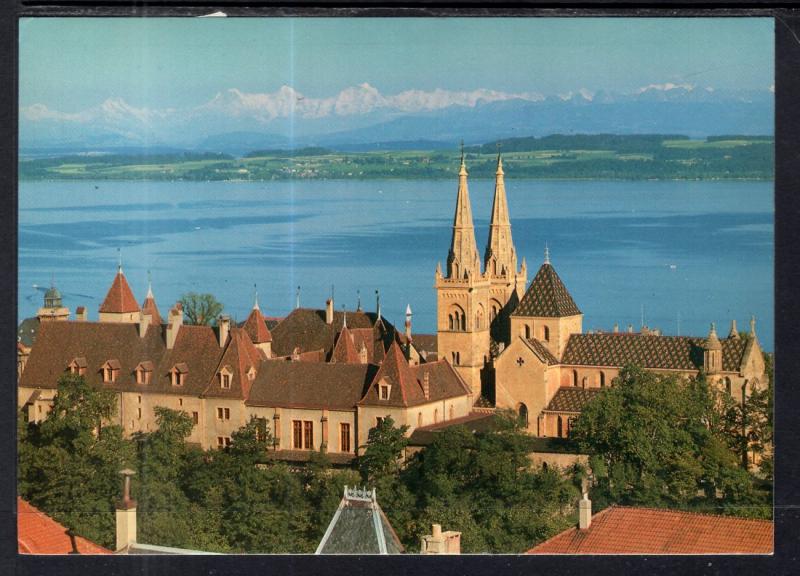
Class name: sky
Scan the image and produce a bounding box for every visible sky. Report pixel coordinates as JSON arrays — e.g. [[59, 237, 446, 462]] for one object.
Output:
[[20, 17, 774, 113]]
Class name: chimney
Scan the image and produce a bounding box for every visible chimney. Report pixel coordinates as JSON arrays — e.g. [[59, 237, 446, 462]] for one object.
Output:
[[578, 491, 592, 531], [115, 469, 137, 551], [613, 322, 619, 333], [218, 315, 230, 347], [627, 324, 633, 333], [325, 298, 334, 325], [138, 314, 151, 338], [422, 371, 430, 400], [166, 304, 183, 350], [420, 523, 461, 554], [75, 306, 87, 322], [729, 319, 740, 340]]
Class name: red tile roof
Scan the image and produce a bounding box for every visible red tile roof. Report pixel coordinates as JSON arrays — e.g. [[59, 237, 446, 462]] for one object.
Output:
[[203, 328, 263, 399], [561, 333, 747, 372], [331, 326, 361, 364], [528, 506, 773, 554], [141, 295, 162, 326], [514, 263, 581, 318], [524, 338, 560, 365], [242, 306, 273, 344], [18, 498, 111, 554], [99, 270, 140, 314]]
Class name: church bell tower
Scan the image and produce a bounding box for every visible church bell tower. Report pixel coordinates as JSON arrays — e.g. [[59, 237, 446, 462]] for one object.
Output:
[[435, 149, 491, 396]]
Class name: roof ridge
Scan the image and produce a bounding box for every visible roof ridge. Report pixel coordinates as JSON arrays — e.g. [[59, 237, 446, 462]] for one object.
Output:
[[610, 505, 775, 524]]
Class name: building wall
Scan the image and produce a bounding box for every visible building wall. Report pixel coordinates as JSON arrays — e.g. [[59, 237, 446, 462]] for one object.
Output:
[[509, 314, 582, 359], [98, 311, 142, 324], [119, 391, 205, 445], [493, 338, 555, 433], [202, 397, 248, 449]]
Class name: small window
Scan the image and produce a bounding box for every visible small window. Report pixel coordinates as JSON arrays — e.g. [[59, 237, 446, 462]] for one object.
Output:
[[192, 411, 199, 425], [138, 395, 142, 404], [217, 407, 229, 421], [340, 423, 351, 453], [293, 420, 303, 449], [303, 421, 313, 450], [543, 326, 550, 342], [217, 436, 230, 449], [525, 325, 531, 339], [221, 373, 231, 389], [376, 416, 384, 428], [573, 370, 579, 387], [418, 412, 423, 427], [137, 407, 142, 420], [600, 371, 606, 388], [379, 384, 390, 400]]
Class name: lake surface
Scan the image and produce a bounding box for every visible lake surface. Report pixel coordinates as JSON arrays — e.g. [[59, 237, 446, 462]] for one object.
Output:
[[18, 178, 774, 351]]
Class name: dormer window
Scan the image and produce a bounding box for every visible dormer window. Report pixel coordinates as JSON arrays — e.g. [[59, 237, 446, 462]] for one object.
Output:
[[379, 382, 391, 401], [246, 366, 256, 382], [68, 357, 87, 377], [101, 359, 121, 383], [170, 362, 188, 387], [135, 361, 154, 385], [219, 366, 233, 389]]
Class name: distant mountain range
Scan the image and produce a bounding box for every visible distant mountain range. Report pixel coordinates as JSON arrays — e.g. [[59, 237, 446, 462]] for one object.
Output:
[[20, 85, 773, 157]]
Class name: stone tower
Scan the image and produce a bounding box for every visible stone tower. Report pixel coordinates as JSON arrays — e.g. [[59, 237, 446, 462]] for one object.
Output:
[[98, 266, 142, 324], [484, 154, 527, 345], [37, 283, 70, 322], [435, 152, 491, 396]]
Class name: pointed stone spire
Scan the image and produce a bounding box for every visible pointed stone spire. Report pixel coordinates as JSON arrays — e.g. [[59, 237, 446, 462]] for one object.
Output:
[[296, 285, 301, 309], [484, 153, 517, 277], [544, 243, 550, 265], [446, 146, 480, 280], [146, 270, 153, 299], [141, 271, 162, 326], [705, 322, 722, 350], [750, 315, 757, 339], [356, 289, 362, 312], [728, 319, 739, 340], [342, 304, 347, 329], [376, 289, 381, 321]]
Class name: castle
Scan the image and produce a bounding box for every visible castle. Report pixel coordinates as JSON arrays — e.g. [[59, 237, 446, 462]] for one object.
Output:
[[17, 153, 768, 463]]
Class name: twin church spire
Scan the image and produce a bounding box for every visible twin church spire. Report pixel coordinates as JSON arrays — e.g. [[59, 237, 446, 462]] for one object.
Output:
[[445, 150, 520, 281]]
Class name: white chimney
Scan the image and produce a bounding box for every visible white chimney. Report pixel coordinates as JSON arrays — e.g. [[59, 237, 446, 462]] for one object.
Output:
[[75, 306, 87, 322], [166, 304, 183, 350], [325, 298, 334, 325], [578, 491, 592, 530], [115, 469, 137, 551], [218, 315, 230, 347]]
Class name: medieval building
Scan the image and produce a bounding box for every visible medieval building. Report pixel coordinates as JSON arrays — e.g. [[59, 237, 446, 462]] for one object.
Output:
[[434, 153, 768, 450]]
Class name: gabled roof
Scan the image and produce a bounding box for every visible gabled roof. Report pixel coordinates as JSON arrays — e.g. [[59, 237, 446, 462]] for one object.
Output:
[[528, 506, 773, 554], [359, 341, 471, 408], [269, 307, 392, 360], [18, 498, 111, 554], [561, 333, 748, 372], [331, 326, 361, 364], [203, 328, 263, 399], [316, 487, 404, 554], [543, 386, 604, 413], [513, 263, 581, 318], [99, 270, 140, 314], [246, 360, 376, 410], [524, 338, 560, 365], [242, 306, 273, 344]]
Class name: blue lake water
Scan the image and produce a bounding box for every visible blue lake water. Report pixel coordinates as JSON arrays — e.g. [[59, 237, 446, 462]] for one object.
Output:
[[18, 178, 774, 351]]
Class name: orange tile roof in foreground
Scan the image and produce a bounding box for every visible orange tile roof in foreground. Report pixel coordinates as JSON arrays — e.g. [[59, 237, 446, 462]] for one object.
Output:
[[17, 498, 111, 554], [528, 506, 773, 555]]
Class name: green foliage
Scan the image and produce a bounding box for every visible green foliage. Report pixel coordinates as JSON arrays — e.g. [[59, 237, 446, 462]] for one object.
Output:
[[571, 365, 771, 519], [18, 374, 134, 549], [179, 292, 224, 326], [357, 416, 409, 483]]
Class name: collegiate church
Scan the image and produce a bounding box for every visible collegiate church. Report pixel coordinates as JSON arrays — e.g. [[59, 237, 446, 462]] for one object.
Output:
[[435, 152, 768, 440]]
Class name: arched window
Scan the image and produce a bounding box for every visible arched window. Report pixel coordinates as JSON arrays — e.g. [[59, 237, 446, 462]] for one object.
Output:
[[582, 377, 587, 389], [448, 314, 454, 331], [475, 305, 484, 330], [543, 325, 550, 342], [449, 305, 466, 332], [525, 325, 531, 339], [518, 403, 529, 427], [573, 370, 579, 387], [600, 371, 606, 387]]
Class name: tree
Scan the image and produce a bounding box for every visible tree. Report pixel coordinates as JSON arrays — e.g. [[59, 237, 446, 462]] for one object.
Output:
[[179, 292, 224, 325], [17, 374, 135, 549], [570, 365, 770, 518], [357, 416, 409, 483]]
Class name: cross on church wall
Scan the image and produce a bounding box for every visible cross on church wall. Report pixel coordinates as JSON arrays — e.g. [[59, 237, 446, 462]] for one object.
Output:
[[516, 357, 525, 366]]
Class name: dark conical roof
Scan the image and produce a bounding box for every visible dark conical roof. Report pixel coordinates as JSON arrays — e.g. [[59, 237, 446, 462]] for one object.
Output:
[[513, 262, 581, 318]]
